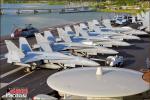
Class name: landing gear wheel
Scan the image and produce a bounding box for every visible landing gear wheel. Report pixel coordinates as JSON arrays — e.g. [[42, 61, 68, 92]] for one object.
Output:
[[25, 67, 31, 72], [64, 66, 67, 69], [58, 68, 63, 71], [117, 62, 121, 67], [120, 63, 123, 67], [30, 66, 36, 71]]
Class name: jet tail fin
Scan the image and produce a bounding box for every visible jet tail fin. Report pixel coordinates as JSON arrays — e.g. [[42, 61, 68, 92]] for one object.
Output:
[[77, 26, 89, 37], [93, 19, 100, 25], [57, 28, 65, 38], [80, 29, 89, 37], [35, 33, 48, 44], [87, 21, 94, 31], [93, 25, 101, 34], [19, 37, 32, 54], [73, 25, 80, 36], [44, 31, 56, 43], [79, 23, 88, 29], [35, 33, 53, 52], [64, 26, 73, 32], [103, 19, 112, 28], [57, 28, 72, 42], [64, 26, 75, 35], [5, 40, 24, 63]]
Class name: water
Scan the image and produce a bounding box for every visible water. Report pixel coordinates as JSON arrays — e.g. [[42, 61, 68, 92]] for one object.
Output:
[[1, 4, 125, 36], [1, 4, 64, 9]]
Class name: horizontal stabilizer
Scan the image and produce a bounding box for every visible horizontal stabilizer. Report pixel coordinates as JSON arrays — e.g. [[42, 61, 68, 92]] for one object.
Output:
[[5, 40, 24, 63]]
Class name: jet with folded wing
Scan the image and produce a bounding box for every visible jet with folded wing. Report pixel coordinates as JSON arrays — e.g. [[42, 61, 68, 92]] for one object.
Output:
[[102, 19, 148, 35], [72, 24, 132, 47], [41, 30, 118, 56], [87, 20, 141, 40], [5, 37, 99, 72]]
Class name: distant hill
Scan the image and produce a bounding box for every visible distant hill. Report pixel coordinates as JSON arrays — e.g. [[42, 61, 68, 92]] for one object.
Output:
[[2, 0, 150, 4]]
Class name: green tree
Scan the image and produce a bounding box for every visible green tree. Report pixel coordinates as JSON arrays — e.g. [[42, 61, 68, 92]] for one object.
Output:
[[115, 0, 137, 6]]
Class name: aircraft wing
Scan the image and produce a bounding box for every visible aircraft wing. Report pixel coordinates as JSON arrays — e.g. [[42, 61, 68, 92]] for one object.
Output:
[[21, 53, 44, 63], [76, 35, 110, 42], [21, 51, 99, 66], [21, 52, 74, 64], [90, 58, 106, 62], [54, 42, 94, 50]]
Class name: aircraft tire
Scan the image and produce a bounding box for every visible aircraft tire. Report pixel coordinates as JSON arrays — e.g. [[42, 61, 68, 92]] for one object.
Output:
[[120, 62, 123, 67], [25, 67, 31, 72], [117, 62, 122, 67], [31, 66, 36, 71]]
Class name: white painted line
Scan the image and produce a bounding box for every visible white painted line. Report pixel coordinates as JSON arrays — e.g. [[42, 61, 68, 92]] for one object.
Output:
[[0, 72, 32, 89], [8, 72, 32, 85], [0, 58, 6, 60], [0, 66, 25, 78], [0, 83, 8, 89]]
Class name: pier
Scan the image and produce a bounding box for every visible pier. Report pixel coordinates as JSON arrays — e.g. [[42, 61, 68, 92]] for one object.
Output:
[[0, 6, 94, 15]]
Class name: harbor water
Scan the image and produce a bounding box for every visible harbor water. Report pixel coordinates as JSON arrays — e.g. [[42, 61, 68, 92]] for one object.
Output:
[[1, 4, 126, 36]]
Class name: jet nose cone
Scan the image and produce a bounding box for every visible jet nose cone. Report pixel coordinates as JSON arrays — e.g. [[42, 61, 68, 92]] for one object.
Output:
[[123, 42, 132, 46], [86, 60, 100, 66], [80, 58, 100, 66], [134, 37, 141, 40], [128, 35, 141, 40], [134, 36, 141, 40], [117, 41, 131, 46], [107, 49, 118, 54], [138, 31, 148, 35]]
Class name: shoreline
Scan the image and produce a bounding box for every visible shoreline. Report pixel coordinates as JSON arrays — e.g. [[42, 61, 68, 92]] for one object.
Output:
[[96, 8, 150, 15], [1, 1, 65, 6]]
